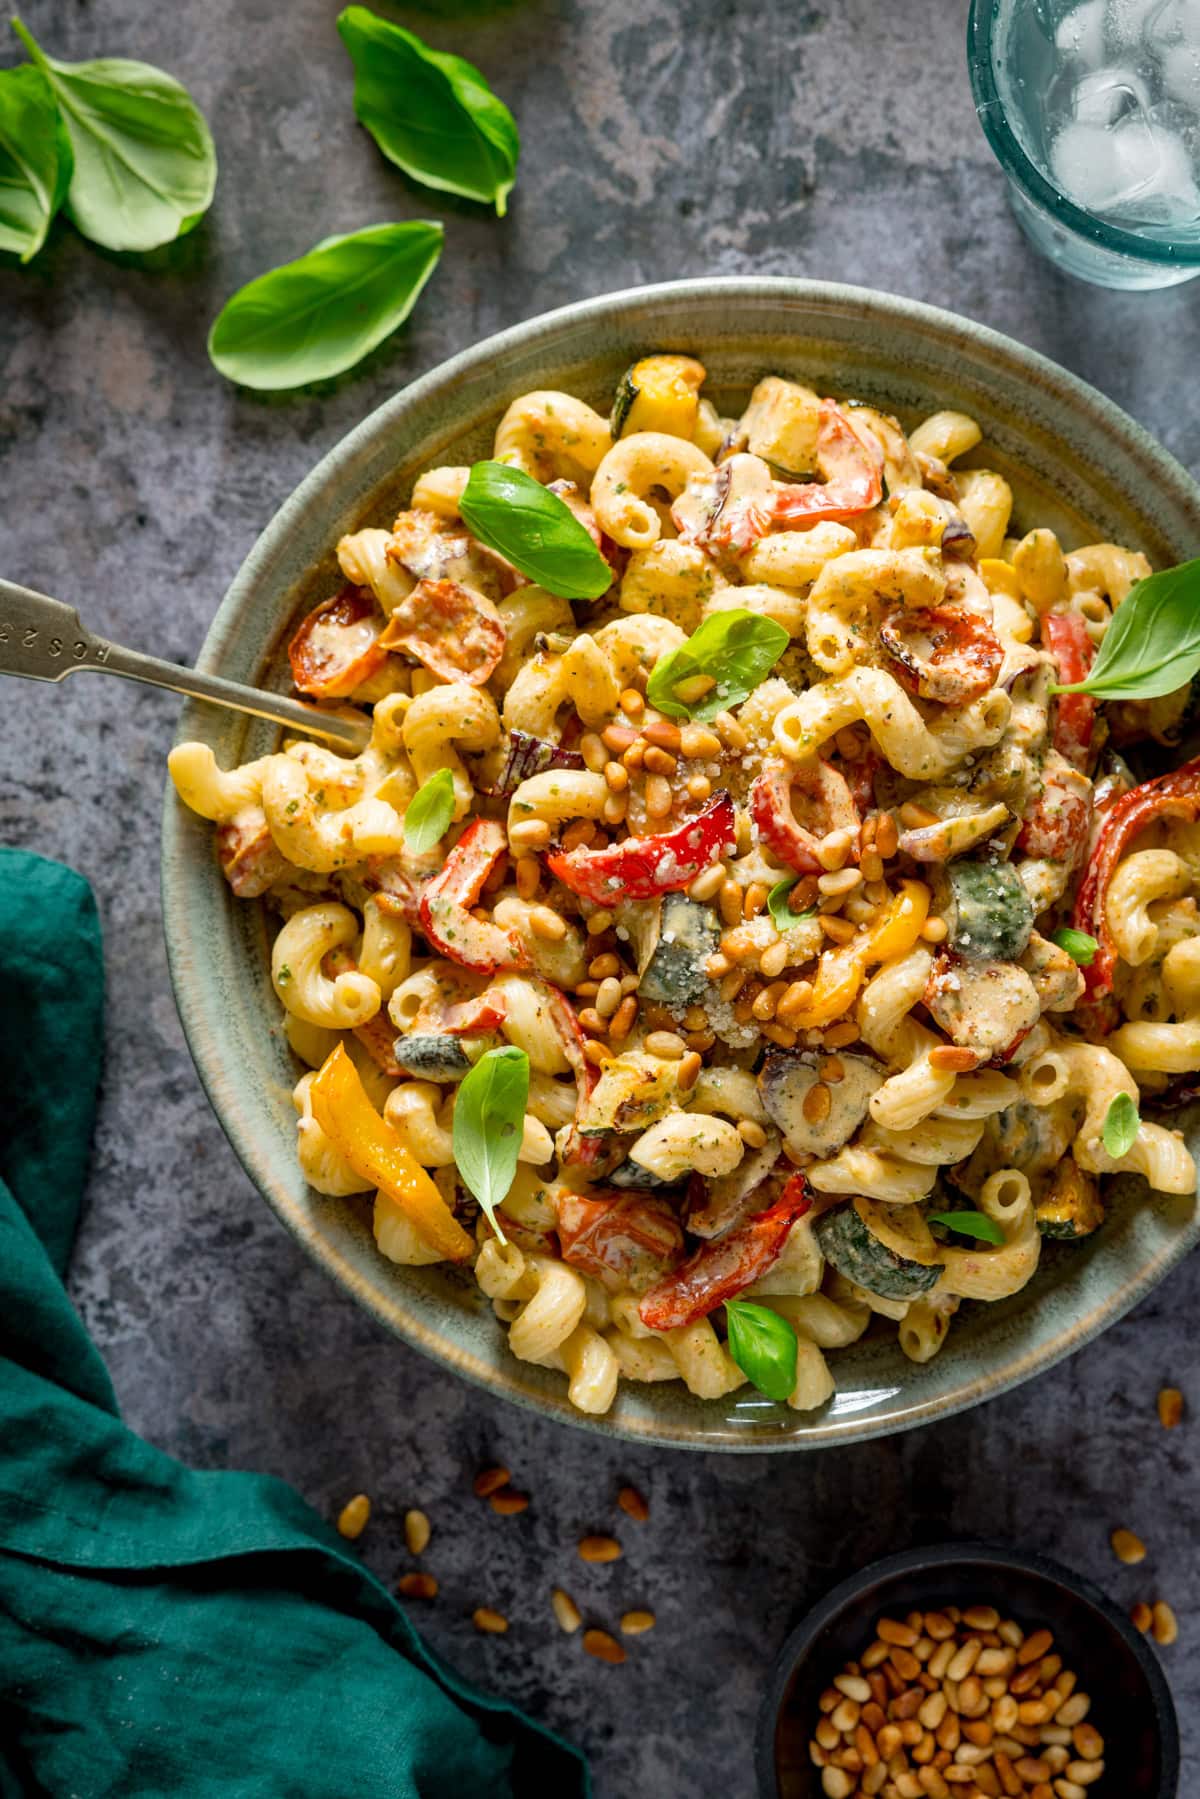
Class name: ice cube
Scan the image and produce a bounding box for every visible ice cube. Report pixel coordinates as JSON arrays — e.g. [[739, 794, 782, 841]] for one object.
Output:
[[1104, 0, 1160, 51], [1142, 0, 1200, 45], [1071, 65, 1151, 124], [1159, 42, 1200, 106], [1055, 0, 1107, 62], [1050, 111, 1200, 221]]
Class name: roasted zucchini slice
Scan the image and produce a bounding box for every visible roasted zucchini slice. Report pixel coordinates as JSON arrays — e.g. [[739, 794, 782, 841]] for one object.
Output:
[[1035, 1157, 1105, 1240], [943, 860, 1033, 962], [815, 1199, 942, 1300]]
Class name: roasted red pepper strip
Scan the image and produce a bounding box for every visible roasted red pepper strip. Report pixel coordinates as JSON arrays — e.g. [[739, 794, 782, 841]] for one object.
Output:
[[749, 759, 860, 875], [546, 791, 736, 904], [555, 1188, 684, 1292], [289, 584, 387, 698], [637, 1174, 812, 1331], [419, 820, 529, 973], [216, 818, 288, 898], [879, 604, 1003, 705], [1044, 613, 1097, 772], [1014, 751, 1092, 863], [378, 576, 505, 686], [1073, 754, 1200, 997], [772, 402, 883, 526]]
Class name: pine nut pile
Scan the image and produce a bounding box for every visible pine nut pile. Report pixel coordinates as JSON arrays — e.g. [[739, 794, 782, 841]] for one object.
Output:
[[811, 1605, 1105, 1798]]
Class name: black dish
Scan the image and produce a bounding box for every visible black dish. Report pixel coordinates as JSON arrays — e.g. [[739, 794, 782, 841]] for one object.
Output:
[[756, 1541, 1178, 1797]]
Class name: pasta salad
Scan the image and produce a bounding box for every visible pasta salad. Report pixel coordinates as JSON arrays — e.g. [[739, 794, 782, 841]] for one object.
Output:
[[170, 354, 1198, 1418]]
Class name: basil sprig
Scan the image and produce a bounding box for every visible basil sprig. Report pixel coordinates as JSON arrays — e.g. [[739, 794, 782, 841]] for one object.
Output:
[[337, 7, 518, 216], [927, 1209, 1006, 1245], [724, 1300, 798, 1402], [0, 64, 71, 262], [404, 768, 455, 852], [208, 221, 443, 391], [1052, 926, 1099, 967], [1102, 1091, 1139, 1159], [12, 17, 216, 253], [1050, 558, 1200, 702], [460, 462, 613, 600], [646, 609, 789, 722], [768, 876, 817, 933], [452, 1045, 530, 1243]]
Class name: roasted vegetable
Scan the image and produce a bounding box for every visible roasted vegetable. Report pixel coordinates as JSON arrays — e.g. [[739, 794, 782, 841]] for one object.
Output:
[[554, 1187, 684, 1291], [638, 894, 719, 1006], [749, 758, 861, 876], [879, 605, 1002, 705], [814, 1199, 941, 1300], [392, 1032, 472, 1081], [491, 729, 585, 796], [419, 819, 529, 973], [739, 375, 822, 477], [608, 1157, 686, 1194], [610, 353, 706, 440], [637, 1174, 812, 1329], [1035, 1158, 1105, 1240], [943, 860, 1033, 962], [1043, 612, 1096, 772], [576, 1052, 681, 1133], [289, 584, 387, 698], [924, 953, 1041, 1062], [759, 1052, 882, 1158], [378, 576, 505, 685], [547, 791, 736, 904]]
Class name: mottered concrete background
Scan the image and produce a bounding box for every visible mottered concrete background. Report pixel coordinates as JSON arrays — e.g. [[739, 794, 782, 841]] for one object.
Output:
[[2, 1, 1198, 1792]]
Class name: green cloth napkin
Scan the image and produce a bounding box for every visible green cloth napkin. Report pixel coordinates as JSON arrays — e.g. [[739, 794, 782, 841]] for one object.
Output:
[[0, 848, 588, 1799]]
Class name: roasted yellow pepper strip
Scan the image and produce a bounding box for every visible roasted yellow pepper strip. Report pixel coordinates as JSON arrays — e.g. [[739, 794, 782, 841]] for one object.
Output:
[[785, 880, 931, 1030], [309, 1043, 474, 1263]]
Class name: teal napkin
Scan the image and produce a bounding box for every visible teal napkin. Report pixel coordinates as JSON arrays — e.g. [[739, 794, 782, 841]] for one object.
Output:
[[0, 848, 588, 1798]]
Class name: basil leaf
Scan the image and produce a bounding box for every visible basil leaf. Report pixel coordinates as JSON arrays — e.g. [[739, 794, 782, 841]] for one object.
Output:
[[452, 1045, 530, 1243], [337, 6, 518, 216], [927, 1209, 1006, 1245], [403, 767, 455, 852], [1102, 1091, 1139, 1159], [724, 1300, 798, 1402], [459, 462, 612, 600], [768, 876, 816, 933], [645, 609, 789, 722], [0, 63, 72, 262], [1050, 558, 1200, 702], [1052, 926, 1099, 967], [208, 221, 443, 391], [12, 17, 216, 253]]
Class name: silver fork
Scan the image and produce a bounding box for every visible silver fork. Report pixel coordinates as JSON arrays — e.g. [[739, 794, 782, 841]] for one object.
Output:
[[0, 578, 372, 753]]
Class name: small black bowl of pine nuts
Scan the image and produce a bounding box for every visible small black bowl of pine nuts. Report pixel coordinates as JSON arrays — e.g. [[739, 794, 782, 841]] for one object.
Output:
[[756, 1543, 1178, 1799]]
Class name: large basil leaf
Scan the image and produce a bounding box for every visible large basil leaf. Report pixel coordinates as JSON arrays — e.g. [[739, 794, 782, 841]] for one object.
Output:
[[646, 608, 790, 721], [0, 63, 72, 261], [724, 1300, 798, 1402], [452, 1045, 530, 1243], [1051, 557, 1200, 702], [208, 221, 443, 391], [459, 462, 613, 599], [337, 6, 518, 216], [13, 17, 216, 253]]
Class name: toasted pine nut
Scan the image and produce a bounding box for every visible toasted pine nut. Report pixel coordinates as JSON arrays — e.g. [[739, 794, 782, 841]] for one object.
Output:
[[473, 1465, 511, 1498], [947, 1639, 981, 1681], [1151, 1601, 1178, 1645], [673, 673, 716, 706], [577, 1007, 607, 1036], [622, 740, 645, 771], [551, 1587, 582, 1633], [743, 880, 770, 918], [580, 730, 608, 772], [1016, 1628, 1054, 1665], [860, 848, 885, 883], [823, 1019, 859, 1048], [802, 1081, 832, 1124], [490, 1489, 530, 1516], [1130, 1601, 1153, 1633], [529, 905, 567, 941], [643, 718, 681, 752], [874, 811, 899, 857], [686, 774, 712, 801], [594, 976, 623, 1017], [819, 914, 857, 943], [713, 709, 748, 750], [609, 995, 638, 1042], [1110, 1527, 1146, 1564], [689, 862, 726, 902], [617, 1483, 649, 1521], [583, 1628, 626, 1664], [762, 1022, 798, 1048], [603, 791, 628, 825], [561, 817, 597, 854], [676, 1051, 702, 1091], [643, 1029, 685, 1059], [819, 1054, 845, 1083], [620, 687, 644, 717], [759, 938, 790, 978], [1053, 1694, 1090, 1727], [1071, 1724, 1104, 1760], [680, 723, 722, 758], [515, 855, 541, 899], [816, 827, 854, 872], [644, 773, 674, 817], [719, 879, 744, 925], [929, 1044, 979, 1072], [398, 1572, 438, 1599], [752, 982, 785, 1022], [588, 952, 620, 979], [473, 1607, 508, 1634], [1064, 1764, 1104, 1788], [583, 1039, 614, 1067], [336, 1494, 371, 1539], [818, 866, 863, 897], [404, 1508, 431, 1554], [587, 908, 615, 934], [738, 1118, 768, 1148], [602, 723, 637, 753], [509, 818, 551, 853], [620, 1609, 656, 1635], [578, 1534, 622, 1563], [643, 745, 677, 777], [604, 760, 629, 791], [1157, 1385, 1184, 1427]]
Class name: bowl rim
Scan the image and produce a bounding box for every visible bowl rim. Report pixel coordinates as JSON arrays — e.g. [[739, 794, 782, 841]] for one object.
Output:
[[753, 1539, 1181, 1798], [162, 275, 1200, 1452]]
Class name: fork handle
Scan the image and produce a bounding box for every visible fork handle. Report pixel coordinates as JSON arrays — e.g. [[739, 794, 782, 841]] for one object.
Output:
[[0, 578, 371, 752]]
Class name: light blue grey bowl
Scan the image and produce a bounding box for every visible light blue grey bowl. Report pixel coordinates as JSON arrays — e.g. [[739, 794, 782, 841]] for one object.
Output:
[[161, 278, 1200, 1450]]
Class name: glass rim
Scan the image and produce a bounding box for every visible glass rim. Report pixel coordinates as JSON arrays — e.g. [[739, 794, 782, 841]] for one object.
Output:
[[967, 0, 1200, 268]]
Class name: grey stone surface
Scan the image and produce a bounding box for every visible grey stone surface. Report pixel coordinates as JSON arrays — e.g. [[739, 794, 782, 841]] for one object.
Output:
[[2, 1, 1199, 1793]]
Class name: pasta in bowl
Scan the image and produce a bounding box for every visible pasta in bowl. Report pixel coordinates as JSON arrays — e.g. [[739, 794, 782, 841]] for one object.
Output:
[[161, 281, 1200, 1448]]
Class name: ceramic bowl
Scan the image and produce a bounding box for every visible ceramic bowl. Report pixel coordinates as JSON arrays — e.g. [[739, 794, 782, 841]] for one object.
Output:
[[161, 277, 1200, 1450], [756, 1542, 1179, 1796]]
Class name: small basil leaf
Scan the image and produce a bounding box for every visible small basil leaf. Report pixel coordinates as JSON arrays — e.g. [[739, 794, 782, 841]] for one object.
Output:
[[452, 1045, 530, 1243], [13, 16, 216, 253], [337, 6, 518, 216], [1102, 1091, 1139, 1159], [459, 462, 612, 600], [768, 876, 816, 933], [645, 609, 789, 722], [927, 1209, 1006, 1246], [404, 767, 455, 852], [0, 63, 72, 261], [1052, 926, 1099, 967], [208, 221, 443, 391], [1049, 558, 1200, 702], [724, 1300, 798, 1402]]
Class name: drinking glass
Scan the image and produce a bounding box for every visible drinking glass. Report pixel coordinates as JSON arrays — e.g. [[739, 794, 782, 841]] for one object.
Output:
[[969, 0, 1200, 288]]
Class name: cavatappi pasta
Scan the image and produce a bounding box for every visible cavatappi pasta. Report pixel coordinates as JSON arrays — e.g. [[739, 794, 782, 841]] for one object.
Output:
[[170, 356, 1198, 1418]]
